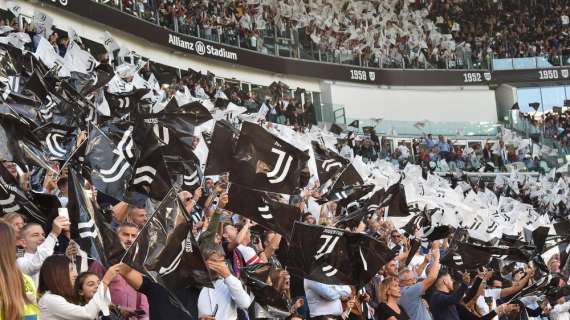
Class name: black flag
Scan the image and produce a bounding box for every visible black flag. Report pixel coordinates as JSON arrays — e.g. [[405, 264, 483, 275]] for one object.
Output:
[[231, 122, 309, 194], [123, 189, 212, 311], [105, 89, 149, 117], [0, 176, 50, 226], [311, 141, 349, 184], [204, 120, 238, 176], [85, 123, 138, 201], [0, 112, 54, 172], [286, 222, 395, 287], [329, 164, 364, 193], [383, 182, 410, 217], [348, 120, 359, 128], [241, 264, 290, 317], [80, 63, 115, 95], [128, 133, 171, 202], [67, 169, 124, 267], [162, 101, 213, 126], [179, 160, 202, 193], [227, 183, 301, 239], [122, 188, 180, 272], [33, 123, 75, 160], [146, 221, 212, 290], [329, 123, 344, 135]]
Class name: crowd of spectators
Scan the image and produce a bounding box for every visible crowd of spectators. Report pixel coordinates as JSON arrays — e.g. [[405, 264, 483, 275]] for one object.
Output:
[[327, 130, 561, 175], [102, 0, 570, 69], [3, 6, 570, 320], [532, 109, 570, 155]]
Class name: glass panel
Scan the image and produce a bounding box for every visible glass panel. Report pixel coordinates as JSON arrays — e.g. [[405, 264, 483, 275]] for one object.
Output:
[[516, 88, 542, 112], [512, 58, 537, 70], [540, 86, 566, 110], [537, 56, 556, 68], [343, 119, 500, 137], [492, 59, 514, 70]]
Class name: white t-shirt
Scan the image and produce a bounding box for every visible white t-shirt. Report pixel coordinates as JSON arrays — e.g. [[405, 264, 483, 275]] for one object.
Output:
[[237, 244, 261, 265], [198, 276, 252, 320], [476, 288, 501, 320]]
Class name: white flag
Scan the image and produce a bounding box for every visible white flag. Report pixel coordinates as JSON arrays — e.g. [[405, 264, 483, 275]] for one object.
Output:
[[67, 27, 83, 44], [32, 10, 53, 38], [102, 31, 120, 53], [6, 1, 22, 17], [63, 41, 98, 74], [34, 37, 70, 77]]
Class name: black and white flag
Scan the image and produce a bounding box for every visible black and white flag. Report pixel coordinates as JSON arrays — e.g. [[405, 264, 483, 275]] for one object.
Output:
[[381, 182, 410, 217], [311, 141, 349, 184], [231, 122, 310, 194], [0, 112, 54, 171], [329, 163, 365, 193], [179, 160, 201, 193], [227, 183, 301, 239], [122, 188, 180, 273], [286, 222, 395, 287], [127, 133, 171, 202], [67, 169, 124, 267], [122, 188, 211, 314], [33, 123, 75, 160], [86, 123, 138, 201], [105, 89, 149, 117], [0, 176, 49, 225], [146, 221, 212, 290]]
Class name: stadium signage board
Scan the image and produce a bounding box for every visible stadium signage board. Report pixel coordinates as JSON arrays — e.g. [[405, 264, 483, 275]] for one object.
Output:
[[39, 0, 570, 87], [168, 34, 238, 62]]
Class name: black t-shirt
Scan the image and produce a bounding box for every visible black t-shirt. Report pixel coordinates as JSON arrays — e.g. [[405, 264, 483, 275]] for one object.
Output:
[[376, 303, 410, 320], [138, 276, 193, 320]]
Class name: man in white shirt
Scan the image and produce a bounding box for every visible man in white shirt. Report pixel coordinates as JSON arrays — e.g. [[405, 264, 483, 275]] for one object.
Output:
[[475, 269, 533, 319], [551, 297, 570, 320], [304, 278, 351, 319], [17, 216, 69, 286], [197, 249, 252, 320]]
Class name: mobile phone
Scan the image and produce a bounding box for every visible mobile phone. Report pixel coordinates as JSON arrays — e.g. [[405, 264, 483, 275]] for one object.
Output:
[[58, 207, 69, 220], [212, 304, 218, 316]]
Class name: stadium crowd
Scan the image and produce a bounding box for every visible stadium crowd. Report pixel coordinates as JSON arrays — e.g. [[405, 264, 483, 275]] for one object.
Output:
[[114, 0, 570, 69], [1, 5, 570, 320]]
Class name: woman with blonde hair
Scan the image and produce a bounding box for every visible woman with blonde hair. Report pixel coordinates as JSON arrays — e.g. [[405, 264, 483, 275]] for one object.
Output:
[[0, 221, 39, 320], [375, 276, 409, 320], [2, 212, 26, 239]]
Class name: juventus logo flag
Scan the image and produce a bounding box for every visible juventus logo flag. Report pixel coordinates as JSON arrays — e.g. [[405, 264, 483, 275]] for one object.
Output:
[[86, 123, 138, 201], [329, 163, 365, 194], [146, 221, 213, 290], [105, 89, 149, 117], [127, 130, 171, 202], [67, 169, 124, 267], [0, 176, 50, 226], [227, 183, 302, 239], [80, 63, 115, 96], [286, 222, 395, 287], [381, 181, 410, 217], [230, 122, 310, 195], [442, 239, 529, 271], [32, 123, 75, 160], [122, 188, 184, 274], [311, 141, 349, 184]]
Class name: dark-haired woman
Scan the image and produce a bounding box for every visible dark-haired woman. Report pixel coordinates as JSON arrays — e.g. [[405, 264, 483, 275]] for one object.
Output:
[[38, 255, 121, 319]]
